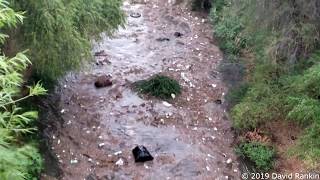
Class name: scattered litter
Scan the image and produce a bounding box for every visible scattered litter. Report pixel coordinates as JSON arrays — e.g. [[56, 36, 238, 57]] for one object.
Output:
[[98, 143, 105, 148], [98, 135, 103, 139], [156, 37, 170, 42], [115, 158, 124, 166], [171, 93, 176, 99], [206, 166, 211, 171], [67, 120, 72, 125], [132, 145, 154, 162], [215, 99, 222, 104], [86, 130, 90, 134], [57, 139, 60, 145], [211, 84, 217, 88], [211, 136, 216, 140], [60, 109, 65, 114], [207, 154, 214, 158], [174, 32, 183, 38], [192, 127, 198, 131], [114, 151, 122, 156], [162, 101, 172, 107], [70, 159, 78, 164], [144, 164, 150, 169], [130, 12, 141, 18], [181, 72, 190, 82], [88, 158, 93, 163], [226, 158, 232, 164], [214, 127, 218, 131]]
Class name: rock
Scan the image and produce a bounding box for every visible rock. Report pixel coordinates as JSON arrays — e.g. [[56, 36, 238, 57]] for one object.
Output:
[[174, 32, 183, 38], [130, 12, 141, 18], [156, 37, 170, 42], [94, 75, 112, 88], [132, 145, 154, 162]]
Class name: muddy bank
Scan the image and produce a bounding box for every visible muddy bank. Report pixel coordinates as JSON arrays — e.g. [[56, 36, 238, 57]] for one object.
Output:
[[41, 0, 240, 179]]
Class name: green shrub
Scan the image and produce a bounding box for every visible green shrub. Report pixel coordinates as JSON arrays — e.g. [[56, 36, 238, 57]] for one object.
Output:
[[134, 75, 181, 100], [0, 1, 46, 179], [8, 0, 125, 83], [291, 124, 320, 168], [236, 142, 275, 171]]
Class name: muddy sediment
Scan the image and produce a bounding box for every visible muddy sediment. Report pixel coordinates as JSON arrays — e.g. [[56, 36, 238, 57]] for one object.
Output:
[[41, 0, 240, 179]]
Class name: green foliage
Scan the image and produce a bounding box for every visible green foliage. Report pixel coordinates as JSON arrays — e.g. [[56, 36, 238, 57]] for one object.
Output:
[[291, 124, 320, 168], [0, 144, 42, 180], [236, 142, 275, 171], [0, 1, 46, 179], [8, 0, 125, 83], [134, 75, 181, 100], [213, 0, 320, 166]]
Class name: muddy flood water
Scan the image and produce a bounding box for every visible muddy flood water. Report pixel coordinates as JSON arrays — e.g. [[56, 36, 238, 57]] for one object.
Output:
[[41, 0, 240, 179]]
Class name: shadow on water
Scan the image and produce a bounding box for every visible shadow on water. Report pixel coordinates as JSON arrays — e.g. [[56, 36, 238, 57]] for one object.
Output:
[[218, 56, 257, 175], [37, 93, 64, 179]]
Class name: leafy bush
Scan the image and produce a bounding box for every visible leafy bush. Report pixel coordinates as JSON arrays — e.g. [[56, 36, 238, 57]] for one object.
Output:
[[0, 1, 46, 179], [134, 75, 181, 100], [8, 0, 125, 83], [236, 142, 275, 171], [291, 124, 320, 168]]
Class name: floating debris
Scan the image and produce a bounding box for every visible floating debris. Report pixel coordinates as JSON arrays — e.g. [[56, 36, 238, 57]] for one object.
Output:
[[70, 159, 78, 164], [114, 151, 122, 156], [226, 158, 232, 164], [132, 145, 154, 163], [130, 12, 141, 18], [174, 32, 183, 38], [98, 143, 105, 148], [162, 101, 172, 107], [156, 37, 170, 42], [115, 158, 124, 166]]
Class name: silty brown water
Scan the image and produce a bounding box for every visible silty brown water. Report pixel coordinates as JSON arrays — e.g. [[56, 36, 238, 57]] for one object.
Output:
[[41, 0, 240, 179]]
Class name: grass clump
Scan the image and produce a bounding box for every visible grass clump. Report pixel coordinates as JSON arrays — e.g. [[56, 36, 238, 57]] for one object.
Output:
[[236, 142, 275, 171], [134, 75, 181, 100]]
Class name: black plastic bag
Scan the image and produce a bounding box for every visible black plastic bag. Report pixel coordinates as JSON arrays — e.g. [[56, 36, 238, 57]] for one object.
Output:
[[132, 145, 154, 162]]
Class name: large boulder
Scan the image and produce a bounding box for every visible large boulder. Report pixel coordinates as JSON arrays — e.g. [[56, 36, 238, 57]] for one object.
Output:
[[94, 75, 112, 88]]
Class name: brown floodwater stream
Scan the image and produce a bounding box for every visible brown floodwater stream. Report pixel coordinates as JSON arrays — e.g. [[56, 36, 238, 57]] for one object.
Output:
[[41, 0, 240, 179]]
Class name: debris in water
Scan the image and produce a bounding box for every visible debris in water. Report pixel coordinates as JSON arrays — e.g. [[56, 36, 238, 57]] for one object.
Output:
[[130, 12, 141, 18], [226, 158, 232, 164], [94, 50, 107, 57], [174, 32, 183, 38], [114, 151, 122, 155], [206, 166, 211, 171], [98, 143, 105, 148], [132, 145, 154, 162], [115, 158, 124, 166], [95, 75, 112, 88], [156, 37, 170, 42], [70, 159, 78, 164], [162, 101, 172, 107], [215, 99, 222, 104]]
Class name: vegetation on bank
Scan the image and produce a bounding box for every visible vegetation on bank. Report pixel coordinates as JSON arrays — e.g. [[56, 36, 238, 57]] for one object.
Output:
[[134, 75, 181, 100], [0, 1, 46, 179], [0, 0, 124, 179], [236, 142, 275, 171], [210, 0, 320, 169], [7, 0, 125, 83]]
